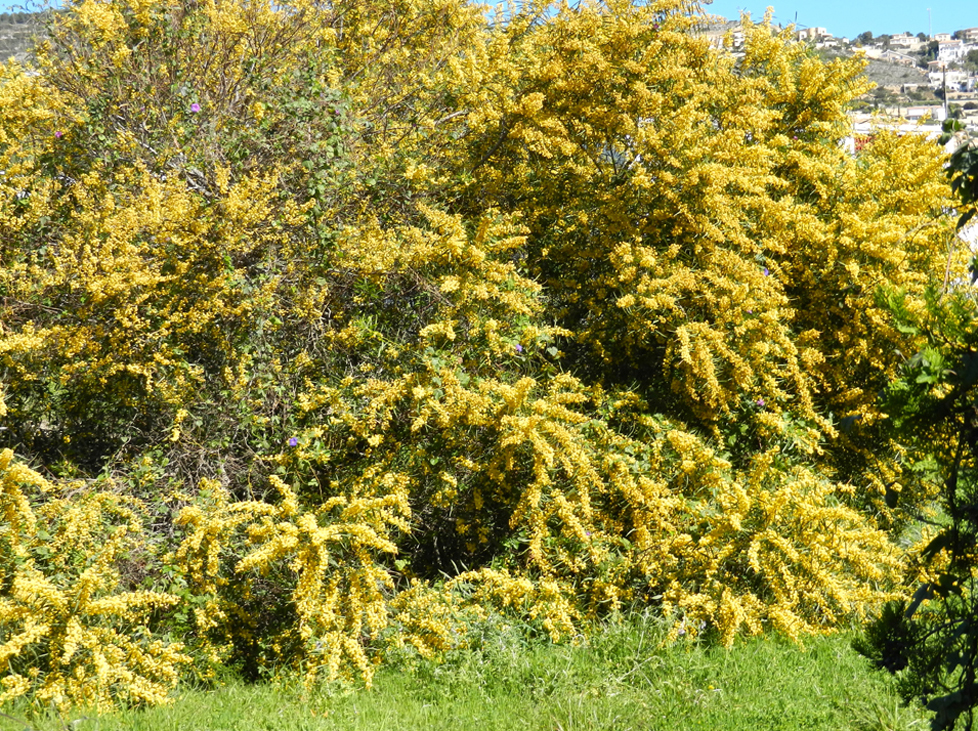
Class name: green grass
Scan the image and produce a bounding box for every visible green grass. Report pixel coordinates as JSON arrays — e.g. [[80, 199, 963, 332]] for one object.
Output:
[[0, 615, 929, 731]]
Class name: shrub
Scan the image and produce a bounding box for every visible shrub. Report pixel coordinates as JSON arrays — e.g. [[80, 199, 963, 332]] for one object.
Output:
[[0, 0, 961, 709], [855, 137, 978, 731], [0, 450, 187, 712]]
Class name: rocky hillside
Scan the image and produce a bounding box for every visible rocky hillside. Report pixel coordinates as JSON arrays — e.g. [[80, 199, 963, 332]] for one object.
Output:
[[863, 58, 929, 87], [0, 12, 42, 62]]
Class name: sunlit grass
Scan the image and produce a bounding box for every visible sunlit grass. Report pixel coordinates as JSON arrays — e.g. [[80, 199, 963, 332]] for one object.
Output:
[[0, 614, 929, 731]]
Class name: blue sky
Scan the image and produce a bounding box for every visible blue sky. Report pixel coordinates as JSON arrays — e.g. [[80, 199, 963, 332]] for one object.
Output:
[[0, 0, 971, 39], [0, 1, 46, 12], [703, 0, 975, 39]]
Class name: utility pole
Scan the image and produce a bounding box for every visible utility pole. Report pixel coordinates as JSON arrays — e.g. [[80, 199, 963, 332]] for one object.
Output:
[[941, 63, 947, 119], [928, 8, 932, 39]]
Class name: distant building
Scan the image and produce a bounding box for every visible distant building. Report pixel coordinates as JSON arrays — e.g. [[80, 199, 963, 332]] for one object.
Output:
[[928, 69, 973, 91], [701, 20, 744, 50], [889, 33, 917, 48], [843, 114, 944, 155], [904, 106, 947, 122], [958, 27, 978, 42], [815, 37, 843, 49], [937, 39, 971, 64], [934, 32, 953, 42], [863, 48, 916, 65], [888, 51, 916, 66], [796, 27, 829, 42]]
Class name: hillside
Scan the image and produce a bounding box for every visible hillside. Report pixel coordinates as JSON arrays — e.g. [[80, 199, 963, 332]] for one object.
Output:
[[0, 12, 41, 61], [863, 57, 929, 87]]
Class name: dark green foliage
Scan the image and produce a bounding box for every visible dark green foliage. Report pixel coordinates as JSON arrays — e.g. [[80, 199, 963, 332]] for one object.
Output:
[[947, 139, 978, 233], [965, 50, 978, 74], [857, 139, 978, 730], [918, 41, 940, 68], [854, 601, 922, 675]]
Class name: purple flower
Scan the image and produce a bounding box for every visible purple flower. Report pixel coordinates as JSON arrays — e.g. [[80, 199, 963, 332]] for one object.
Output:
[[756, 398, 765, 407], [747, 309, 753, 314], [515, 344, 523, 353], [288, 437, 299, 447], [763, 268, 769, 276], [54, 130, 63, 139], [190, 103, 201, 113]]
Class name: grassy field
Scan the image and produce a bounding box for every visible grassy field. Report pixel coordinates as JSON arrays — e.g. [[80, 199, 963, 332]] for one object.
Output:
[[0, 615, 929, 731]]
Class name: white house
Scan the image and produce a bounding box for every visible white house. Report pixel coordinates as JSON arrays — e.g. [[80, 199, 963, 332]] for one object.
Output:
[[796, 27, 829, 42], [702, 20, 744, 50], [842, 115, 943, 155], [928, 69, 973, 91], [880, 49, 917, 65], [938, 39, 972, 64], [889, 32, 917, 47], [862, 47, 916, 65]]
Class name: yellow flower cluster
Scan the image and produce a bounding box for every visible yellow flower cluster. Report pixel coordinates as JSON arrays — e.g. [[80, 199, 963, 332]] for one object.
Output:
[[0, 451, 188, 712], [174, 475, 409, 686], [0, 0, 961, 709]]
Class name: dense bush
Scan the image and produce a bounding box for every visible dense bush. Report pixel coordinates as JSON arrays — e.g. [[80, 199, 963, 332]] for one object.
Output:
[[855, 137, 978, 731], [0, 0, 961, 710], [0, 450, 187, 711]]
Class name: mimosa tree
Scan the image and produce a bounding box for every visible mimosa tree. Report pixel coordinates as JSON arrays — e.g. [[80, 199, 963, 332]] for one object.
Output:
[[0, 0, 961, 709]]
